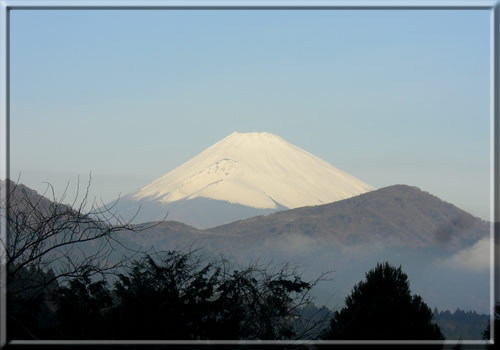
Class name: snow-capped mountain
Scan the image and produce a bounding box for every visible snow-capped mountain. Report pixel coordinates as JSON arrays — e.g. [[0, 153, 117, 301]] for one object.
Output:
[[112, 132, 374, 227], [133, 132, 373, 208]]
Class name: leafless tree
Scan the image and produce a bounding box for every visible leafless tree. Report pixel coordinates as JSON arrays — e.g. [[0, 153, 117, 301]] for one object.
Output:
[[0, 175, 159, 298], [212, 259, 331, 340]]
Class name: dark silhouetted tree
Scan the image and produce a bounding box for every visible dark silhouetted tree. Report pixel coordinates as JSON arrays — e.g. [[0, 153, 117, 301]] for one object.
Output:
[[105, 251, 319, 340], [322, 262, 444, 340], [6, 266, 59, 339], [107, 251, 220, 340], [214, 261, 315, 340], [52, 273, 112, 339]]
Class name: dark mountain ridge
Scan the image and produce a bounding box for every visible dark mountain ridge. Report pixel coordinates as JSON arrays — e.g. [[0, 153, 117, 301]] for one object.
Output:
[[4, 180, 488, 252], [131, 184, 488, 252], [1, 179, 71, 215]]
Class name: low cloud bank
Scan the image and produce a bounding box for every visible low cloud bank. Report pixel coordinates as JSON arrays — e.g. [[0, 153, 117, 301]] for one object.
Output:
[[442, 237, 491, 272]]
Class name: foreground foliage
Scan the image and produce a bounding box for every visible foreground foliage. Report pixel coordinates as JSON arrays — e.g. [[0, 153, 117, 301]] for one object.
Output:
[[322, 262, 444, 340], [9, 251, 319, 340]]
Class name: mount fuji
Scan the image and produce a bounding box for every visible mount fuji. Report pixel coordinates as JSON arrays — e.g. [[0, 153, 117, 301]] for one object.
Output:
[[110, 132, 374, 228]]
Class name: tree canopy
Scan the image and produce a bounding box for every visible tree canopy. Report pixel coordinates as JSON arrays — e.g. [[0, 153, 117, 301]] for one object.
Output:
[[68, 251, 315, 340], [7, 250, 322, 340], [322, 262, 444, 340]]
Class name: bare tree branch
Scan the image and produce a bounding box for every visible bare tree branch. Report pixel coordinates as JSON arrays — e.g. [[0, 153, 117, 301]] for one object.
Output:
[[0, 177, 161, 298]]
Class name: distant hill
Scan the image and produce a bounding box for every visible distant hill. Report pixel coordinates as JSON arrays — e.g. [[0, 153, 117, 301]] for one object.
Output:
[[126, 184, 488, 252], [1, 179, 70, 215]]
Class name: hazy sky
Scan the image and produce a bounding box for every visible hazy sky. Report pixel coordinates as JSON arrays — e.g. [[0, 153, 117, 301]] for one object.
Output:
[[9, 8, 492, 220]]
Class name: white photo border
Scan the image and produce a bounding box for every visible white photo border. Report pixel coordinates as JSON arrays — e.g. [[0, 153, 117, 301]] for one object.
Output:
[[0, 0, 498, 347]]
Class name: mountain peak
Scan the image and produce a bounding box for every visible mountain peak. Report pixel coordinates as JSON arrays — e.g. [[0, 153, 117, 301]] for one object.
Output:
[[228, 131, 278, 137], [130, 132, 373, 211], [217, 131, 287, 149]]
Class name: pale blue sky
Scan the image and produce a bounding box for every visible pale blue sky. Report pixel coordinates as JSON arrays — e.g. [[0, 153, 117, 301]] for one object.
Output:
[[9, 9, 492, 219]]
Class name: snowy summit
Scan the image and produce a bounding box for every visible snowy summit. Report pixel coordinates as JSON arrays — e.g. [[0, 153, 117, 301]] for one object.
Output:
[[131, 132, 374, 210]]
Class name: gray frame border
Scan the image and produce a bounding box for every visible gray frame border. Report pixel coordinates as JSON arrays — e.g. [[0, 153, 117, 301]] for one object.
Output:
[[0, 0, 498, 348]]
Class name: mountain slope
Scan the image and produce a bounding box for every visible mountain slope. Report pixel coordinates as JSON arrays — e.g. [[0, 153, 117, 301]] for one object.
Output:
[[206, 184, 488, 250], [131, 132, 373, 209], [111, 132, 373, 227], [1, 179, 72, 216], [126, 185, 488, 252]]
